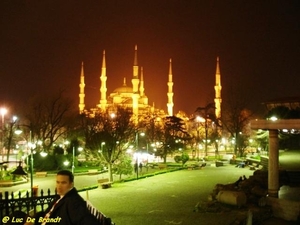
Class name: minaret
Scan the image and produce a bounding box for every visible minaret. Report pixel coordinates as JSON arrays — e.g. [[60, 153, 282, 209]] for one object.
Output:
[[79, 62, 85, 113], [214, 56, 222, 119], [167, 58, 174, 116], [131, 45, 140, 119], [133, 45, 139, 81], [99, 50, 107, 110], [139, 67, 148, 106], [139, 67, 145, 97]]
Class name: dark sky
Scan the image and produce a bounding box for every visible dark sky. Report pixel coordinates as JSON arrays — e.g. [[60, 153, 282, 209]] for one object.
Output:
[[1, 0, 300, 116]]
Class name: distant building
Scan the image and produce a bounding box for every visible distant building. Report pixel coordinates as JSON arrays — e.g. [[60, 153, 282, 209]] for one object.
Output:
[[78, 45, 173, 121], [262, 97, 300, 111], [78, 45, 222, 121]]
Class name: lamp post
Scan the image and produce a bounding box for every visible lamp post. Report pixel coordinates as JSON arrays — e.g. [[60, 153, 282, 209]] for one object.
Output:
[[29, 130, 34, 196], [196, 116, 200, 161], [205, 117, 208, 156], [1, 108, 7, 161], [135, 132, 147, 179], [72, 146, 75, 174], [135, 132, 139, 180]]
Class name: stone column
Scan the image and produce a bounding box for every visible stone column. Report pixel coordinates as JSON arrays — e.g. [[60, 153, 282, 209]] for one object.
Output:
[[268, 129, 279, 198]]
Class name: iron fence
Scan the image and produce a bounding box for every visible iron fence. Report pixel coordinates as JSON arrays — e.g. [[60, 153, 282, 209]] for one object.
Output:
[[0, 186, 115, 224], [0, 189, 56, 219]]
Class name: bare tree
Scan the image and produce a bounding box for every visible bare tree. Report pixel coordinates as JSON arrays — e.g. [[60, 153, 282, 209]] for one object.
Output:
[[22, 90, 75, 154], [138, 113, 164, 155], [221, 88, 253, 156], [82, 107, 136, 182], [4, 119, 19, 161], [195, 103, 219, 156]]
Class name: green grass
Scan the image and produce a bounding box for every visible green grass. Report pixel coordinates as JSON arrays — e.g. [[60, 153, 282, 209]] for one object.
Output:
[[204, 155, 223, 161], [249, 155, 261, 160], [120, 167, 182, 183], [78, 185, 98, 192], [45, 166, 103, 174]]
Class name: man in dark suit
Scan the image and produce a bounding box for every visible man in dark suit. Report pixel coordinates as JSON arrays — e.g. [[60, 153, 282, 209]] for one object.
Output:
[[25, 170, 103, 225]]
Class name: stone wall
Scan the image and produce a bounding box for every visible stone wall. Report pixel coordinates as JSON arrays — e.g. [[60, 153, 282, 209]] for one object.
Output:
[[267, 197, 300, 221], [260, 155, 268, 170]]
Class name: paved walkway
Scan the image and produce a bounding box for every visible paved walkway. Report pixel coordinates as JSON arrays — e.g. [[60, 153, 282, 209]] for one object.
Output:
[[81, 165, 257, 225], [82, 164, 300, 225]]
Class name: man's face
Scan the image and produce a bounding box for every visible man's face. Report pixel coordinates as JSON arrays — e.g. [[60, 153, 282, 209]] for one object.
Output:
[[56, 175, 73, 196]]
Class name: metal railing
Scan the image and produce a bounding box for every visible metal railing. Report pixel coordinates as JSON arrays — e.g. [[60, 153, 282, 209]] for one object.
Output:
[[1, 186, 115, 224], [0, 189, 56, 218]]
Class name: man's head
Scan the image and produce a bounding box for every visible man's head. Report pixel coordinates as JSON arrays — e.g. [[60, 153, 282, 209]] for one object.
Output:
[[56, 170, 74, 196]]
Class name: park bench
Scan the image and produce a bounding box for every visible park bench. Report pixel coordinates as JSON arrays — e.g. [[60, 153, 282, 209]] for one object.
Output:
[[187, 164, 196, 170], [215, 161, 224, 167], [146, 163, 157, 169], [249, 163, 263, 170], [35, 172, 47, 177], [158, 164, 167, 170], [98, 178, 112, 189], [188, 162, 207, 170], [88, 169, 98, 175], [249, 163, 258, 170]]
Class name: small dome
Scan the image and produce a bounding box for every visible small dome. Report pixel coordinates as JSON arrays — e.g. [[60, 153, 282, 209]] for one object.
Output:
[[113, 85, 133, 94], [113, 77, 133, 94]]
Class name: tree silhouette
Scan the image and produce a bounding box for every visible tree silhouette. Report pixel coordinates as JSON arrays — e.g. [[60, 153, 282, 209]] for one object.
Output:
[[22, 90, 75, 154], [195, 103, 220, 156], [82, 107, 135, 182], [159, 116, 191, 163]]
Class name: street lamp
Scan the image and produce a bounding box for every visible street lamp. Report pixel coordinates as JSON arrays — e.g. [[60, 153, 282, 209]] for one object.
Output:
[[72, 146, 75, 174], [29, 131, 35, 196], [135, 132, 147, 179], [135, 132, 139, 180], [1, 107, 7, 161]]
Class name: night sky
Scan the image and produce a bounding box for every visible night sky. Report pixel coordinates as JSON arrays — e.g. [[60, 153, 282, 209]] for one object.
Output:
[[1, 1, 300, 116]]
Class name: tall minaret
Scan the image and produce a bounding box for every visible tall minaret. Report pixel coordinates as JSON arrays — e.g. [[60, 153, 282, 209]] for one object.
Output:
[[214, 57, 222, 119], [79, 62, 85, 113], [99, 50, 107, 110], [131, 45, 140, 119], [139, 67, 145, 97], [167, 58, 174, 116], [139, 67, 148, 105]]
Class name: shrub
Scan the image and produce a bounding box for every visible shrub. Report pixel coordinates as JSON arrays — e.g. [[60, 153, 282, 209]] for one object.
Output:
[[181, 153, 189, 165], [173, 153, 189, 166], [174, 155, 181, 163]]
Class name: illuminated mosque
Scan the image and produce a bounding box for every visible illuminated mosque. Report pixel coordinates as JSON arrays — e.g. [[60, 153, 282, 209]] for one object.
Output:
[[78, 45, 222, 120]]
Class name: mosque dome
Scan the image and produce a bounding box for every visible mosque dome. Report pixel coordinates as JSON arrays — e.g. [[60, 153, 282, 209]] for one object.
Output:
[[113, 85, 133, 94], [113, 77, 133, 94]]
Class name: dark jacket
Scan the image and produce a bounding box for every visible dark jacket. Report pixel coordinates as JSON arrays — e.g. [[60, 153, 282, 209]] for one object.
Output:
[[35, 188, 101, 225]]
